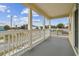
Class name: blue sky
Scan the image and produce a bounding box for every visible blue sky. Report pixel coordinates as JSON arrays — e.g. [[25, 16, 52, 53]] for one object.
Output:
[[0, 3, 68, 27]]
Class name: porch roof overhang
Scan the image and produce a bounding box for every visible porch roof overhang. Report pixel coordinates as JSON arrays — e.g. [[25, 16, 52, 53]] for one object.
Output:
[[22, 3, 74, 19]]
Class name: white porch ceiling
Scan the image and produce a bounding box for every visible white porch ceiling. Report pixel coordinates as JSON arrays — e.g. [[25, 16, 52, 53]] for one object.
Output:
[[23, 3, 74, 19]]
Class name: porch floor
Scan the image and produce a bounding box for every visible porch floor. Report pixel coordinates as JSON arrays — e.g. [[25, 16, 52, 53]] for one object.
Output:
[[22, 36, 75, 56]]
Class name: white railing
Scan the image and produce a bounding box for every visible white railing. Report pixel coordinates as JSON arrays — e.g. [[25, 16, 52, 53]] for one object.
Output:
[[50, 28, 69, 37], [0, 29, 50, 56]]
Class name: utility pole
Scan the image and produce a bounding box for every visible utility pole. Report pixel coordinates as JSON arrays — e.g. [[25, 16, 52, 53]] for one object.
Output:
[[10, 16, 13, 28]]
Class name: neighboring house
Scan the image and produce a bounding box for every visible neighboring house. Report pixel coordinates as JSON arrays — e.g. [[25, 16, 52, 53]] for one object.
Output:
[[0, 26, 5, 31], [0, 26, 5, 43]]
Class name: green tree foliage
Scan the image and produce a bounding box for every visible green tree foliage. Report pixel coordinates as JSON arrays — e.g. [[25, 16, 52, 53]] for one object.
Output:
[[4, 25, 10, 30], [57, 23, 64, 28], [20, 24, 28, 29]]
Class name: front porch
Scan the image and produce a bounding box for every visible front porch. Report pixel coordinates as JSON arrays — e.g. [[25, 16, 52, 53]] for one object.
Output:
[[0, 3, 78, 56], [22, 36, 75, 56]]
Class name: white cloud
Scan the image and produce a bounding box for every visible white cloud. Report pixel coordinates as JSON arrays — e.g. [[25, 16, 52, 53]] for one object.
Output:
[[21, 17, 28, 20], [12, 16, 18, 22], [18, 16, 40, 25], [13, 15, 17, 18], [32, 11, 39, 17], [14, 18, 17, 21], [20, 17, 28, 22], [0, 20, 10, 26], [7, 9, 10, 13], [7, 15, 11, 18], [33, 19, 40, 22], [19, 17, 40, 22], [12, 17, 28, 27], [7, 15, 18, 19], [0, 5, 7, 12], [7, 15, 18, 21], [21, 8, 39, 17], [21, 8, 29, 14], [0, 22, 5, 26], [33, 14, 39, 17], [32, 11, 37, 14]]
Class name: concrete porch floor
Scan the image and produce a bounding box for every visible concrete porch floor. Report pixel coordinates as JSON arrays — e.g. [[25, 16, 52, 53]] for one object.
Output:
[[22, 36, 75, 56]]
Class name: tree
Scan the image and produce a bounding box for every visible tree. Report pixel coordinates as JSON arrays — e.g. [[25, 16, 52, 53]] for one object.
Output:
[[57, 23, 64, 28], [4, 25, 10, 30], [51, 25, 57, 28], [35, 27, 39, 29], [20, 24, 28, 29], [45, 25, 49, 29], [40, 26, 43, 29]]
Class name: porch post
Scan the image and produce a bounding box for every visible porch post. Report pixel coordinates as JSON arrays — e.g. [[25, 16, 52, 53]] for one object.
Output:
[[77, 4, 79, 54], [28, 8, 32, 48], [43, 16, 45, 40], [68, 17, 71, 31], [28, 9, 32, 30], [49, 20, 51, 37]]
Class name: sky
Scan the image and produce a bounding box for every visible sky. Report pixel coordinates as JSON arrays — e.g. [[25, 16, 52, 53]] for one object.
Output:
[[0, 3, 69, 27]]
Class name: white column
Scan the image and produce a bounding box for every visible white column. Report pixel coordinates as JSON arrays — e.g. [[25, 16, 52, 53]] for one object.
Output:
[[43, 17, 45, 30], [49, 20, 51, 37], [28, 9, 32, 30], [68, 17, 71, 31], [28, 8, 32, 48], [43, 16, 45, 40]]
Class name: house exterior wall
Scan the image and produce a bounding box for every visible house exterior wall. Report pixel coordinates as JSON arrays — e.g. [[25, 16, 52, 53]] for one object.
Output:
[[78, 4, 79, 55], [68, 4, 78, 55]]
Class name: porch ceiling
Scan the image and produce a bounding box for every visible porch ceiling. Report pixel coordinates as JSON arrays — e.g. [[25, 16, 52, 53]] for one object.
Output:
[[23, 3, 74, 19]]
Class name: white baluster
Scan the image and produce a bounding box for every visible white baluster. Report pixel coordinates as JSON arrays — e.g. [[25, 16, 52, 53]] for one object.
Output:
[[8, 32, 10, 55], [16, 32, 18, 52]]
